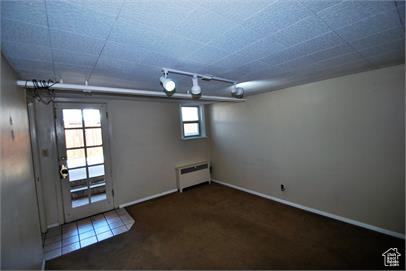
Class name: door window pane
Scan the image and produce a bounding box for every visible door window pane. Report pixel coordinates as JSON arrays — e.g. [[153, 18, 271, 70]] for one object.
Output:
[[65, 129, 84, 148], [183, 123, 200, 137], [83, 109, 101, 127], [85, 128, 102, 146], [90, 179, 106, 203], [67, 148, 86, 168], [69, 167, 87, 181], [87, 147, 104, 165], [70, 184, 89, 208], [63, 109, 83, 128], [181, 107, 199, 121], [88, 164, 104, 178]]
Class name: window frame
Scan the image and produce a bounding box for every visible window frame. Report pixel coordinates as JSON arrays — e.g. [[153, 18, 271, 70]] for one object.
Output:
[[179, 105, 206, 140]]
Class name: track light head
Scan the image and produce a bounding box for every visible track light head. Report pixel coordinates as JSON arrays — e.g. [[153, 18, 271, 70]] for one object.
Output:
[[231, 86, 244, 98], [190, 75, 201, 99], [160, 70, 176, 96]]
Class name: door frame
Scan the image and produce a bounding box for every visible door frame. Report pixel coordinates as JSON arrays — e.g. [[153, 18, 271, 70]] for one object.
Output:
[[54, 102, 115, 222]]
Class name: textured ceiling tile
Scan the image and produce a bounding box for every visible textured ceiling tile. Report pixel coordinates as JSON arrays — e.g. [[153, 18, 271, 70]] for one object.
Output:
[[174, 7, 237, 43], [50, 30, 105, 55], [109, 18, 162, 50], [209, 36, 286, 71], [140, 51, 182, 68], [314, 52, 366, 68], [93, 57, 160, 84], [206, 25, 263, 54], [234, 36, 287, 62], [299, 0, 342, 13], [151, 34, 206, 59], [261, 32, 343, 65], [172, 60, 208, 74], [1, 19, 50, 47], [335, 9, 402, 42], [120, 0, 193, 31], [47, 0, 116, 40], [358, 39, 404, 58], [225, 61, 271, 77], [268, 54, 318, 73], [18, 70, 56, 81], [1, 0, 47, 26], [272, 15, 331, 47], [366, 50, 405, 66], [316, 0, 395, 30], [198, 0, 274, 21], [1, 41, 52, 63], [182, 46, 229, 66], [66, 0, 124, 16], [308, 43, 354, 62], [7, 58, 53, 73], [349, 27, 405, 51], [242, 0, 313, 36], [53, 49, 99, 67], [101, 41, 151, 63], [54, 63, 93, 82]]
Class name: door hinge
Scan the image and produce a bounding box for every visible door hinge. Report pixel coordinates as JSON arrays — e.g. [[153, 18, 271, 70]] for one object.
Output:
[[106, 111, 109, 119], [112, 189, 114, 197], [53, 107, 57, 119]]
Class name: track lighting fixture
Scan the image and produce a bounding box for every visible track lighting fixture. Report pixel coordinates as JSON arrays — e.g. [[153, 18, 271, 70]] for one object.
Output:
[[160, 69, 176, 96], [160, 68, 244, 99], [190, 75, 202, 99], [231, 86, 244, 98]]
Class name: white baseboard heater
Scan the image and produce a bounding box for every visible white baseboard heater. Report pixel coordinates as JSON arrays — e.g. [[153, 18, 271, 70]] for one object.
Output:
[[176, 161, 211, 192]]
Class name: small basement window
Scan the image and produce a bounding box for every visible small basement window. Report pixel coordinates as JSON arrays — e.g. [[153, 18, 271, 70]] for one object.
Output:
[[180, 105, 206, 139]]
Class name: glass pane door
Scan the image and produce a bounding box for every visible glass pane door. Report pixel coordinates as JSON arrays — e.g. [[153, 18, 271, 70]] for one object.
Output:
[[55, 104, 113, 222]]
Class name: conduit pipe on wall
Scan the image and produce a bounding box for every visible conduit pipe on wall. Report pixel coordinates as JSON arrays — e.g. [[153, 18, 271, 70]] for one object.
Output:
[[16, 80, 246, 103]]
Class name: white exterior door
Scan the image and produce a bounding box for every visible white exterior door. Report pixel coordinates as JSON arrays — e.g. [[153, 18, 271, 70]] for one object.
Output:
[[55, 103, 114, 222]]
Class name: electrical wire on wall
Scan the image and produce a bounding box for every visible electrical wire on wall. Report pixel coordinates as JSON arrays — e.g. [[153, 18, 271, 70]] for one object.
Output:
[[25, 79, 57, 105]]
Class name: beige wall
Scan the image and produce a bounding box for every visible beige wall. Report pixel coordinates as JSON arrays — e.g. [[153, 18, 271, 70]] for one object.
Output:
[[109, 100, 209, 206], [34, 97, 209, 226], [0, 55, 43, 268], [209, 65, 405, 234]]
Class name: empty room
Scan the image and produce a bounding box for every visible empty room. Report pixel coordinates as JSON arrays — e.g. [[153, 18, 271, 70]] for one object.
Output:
[[1, 0, 405, 270]]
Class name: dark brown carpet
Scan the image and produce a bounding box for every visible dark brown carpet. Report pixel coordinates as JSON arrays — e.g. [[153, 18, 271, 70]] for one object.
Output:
[[46, 183, 405, 270]]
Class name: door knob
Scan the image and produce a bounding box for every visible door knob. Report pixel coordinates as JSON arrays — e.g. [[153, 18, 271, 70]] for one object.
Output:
[[60, 164, 69, 179]]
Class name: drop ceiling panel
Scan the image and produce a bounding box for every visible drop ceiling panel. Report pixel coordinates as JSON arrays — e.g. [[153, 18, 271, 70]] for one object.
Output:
[[1, 0, 404, 96], [50, 30, 105, 55], [2, 0, 48, 26], [2, 41, 53, 63]]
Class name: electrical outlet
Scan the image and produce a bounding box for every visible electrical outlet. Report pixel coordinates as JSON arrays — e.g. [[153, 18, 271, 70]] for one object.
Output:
[[281, 184, 286, 191]]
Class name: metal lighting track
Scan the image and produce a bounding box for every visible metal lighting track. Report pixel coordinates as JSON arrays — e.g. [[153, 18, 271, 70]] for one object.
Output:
[[164, 68, 237, 84], [17, 81, 245, 102]]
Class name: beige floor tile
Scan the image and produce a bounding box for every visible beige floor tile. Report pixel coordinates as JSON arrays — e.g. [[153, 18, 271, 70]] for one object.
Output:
[[97, 230, 113, 241], [62, 235, 79, 246], [79, 230, 95, 240], [80, 236, 97, 247], [94, 225, 111, 235], [62, 241, 81, 255], [112, 225, 127, 236], [44, 240, 61, 252], [44, 248, 61, 260]]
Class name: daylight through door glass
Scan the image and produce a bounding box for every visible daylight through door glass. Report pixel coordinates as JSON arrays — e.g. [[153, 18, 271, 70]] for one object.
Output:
[[62, 108, 107, 208]]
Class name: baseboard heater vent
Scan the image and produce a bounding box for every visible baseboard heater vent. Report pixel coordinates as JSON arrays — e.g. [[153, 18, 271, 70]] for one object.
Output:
[[176, 161, 211, 192]]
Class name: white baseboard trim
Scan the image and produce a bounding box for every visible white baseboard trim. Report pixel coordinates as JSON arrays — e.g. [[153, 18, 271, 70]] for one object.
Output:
[[212, 179, 405, 240], [118, 189, 178, 208], [46, 223, 59, 229]]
